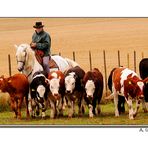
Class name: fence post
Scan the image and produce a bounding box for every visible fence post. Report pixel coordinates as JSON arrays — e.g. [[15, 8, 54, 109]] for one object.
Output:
[[118, 50, 121, 67], [73, 51, 76, 61], [127, 53, 129, 68], [134, 51, 136, 72], [8, 54, 11, 77], [89, 51, 92, 71], [103, 50, 107, 96]]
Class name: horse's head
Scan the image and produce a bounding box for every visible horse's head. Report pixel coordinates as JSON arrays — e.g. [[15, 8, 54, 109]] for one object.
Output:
[[15, 44, 29, 71]]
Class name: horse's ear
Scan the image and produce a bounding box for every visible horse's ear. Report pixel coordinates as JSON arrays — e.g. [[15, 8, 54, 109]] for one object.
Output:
[[14, 44, 18, 49]]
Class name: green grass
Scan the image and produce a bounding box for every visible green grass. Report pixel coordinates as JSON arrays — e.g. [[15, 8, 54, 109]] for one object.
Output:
[[0, 102, 148, 125]]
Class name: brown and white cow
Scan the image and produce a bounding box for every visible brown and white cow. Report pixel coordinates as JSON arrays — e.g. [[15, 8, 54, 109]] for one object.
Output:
[[111, 67, 144, 119], [48, 70, 65, 118], [83, 68, 103, 118], [64, 66, 85, 117]]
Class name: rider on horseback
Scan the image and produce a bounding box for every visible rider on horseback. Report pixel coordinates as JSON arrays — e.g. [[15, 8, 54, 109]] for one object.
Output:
[[30, 21, 51, 76]]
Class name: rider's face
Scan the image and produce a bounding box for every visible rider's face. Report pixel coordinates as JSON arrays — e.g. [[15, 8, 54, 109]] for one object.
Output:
[[35, 27, 43, 33]]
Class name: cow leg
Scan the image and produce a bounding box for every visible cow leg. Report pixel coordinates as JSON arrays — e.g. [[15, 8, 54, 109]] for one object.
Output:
[[10, 99, 17, 118], [127, 98, 134, 120], [142, 99, 148, 113], [25, 94, 30, 119], [41, 100, 47, 119], [133, 99, 141, 118], [58, 98, 63, 117], [31, 99, 36, 118], [113, 93, 119, 117], [68, 100, 74, 118], [17, 98, 23, 119], [49, 100, 56, 119], [62, 97, 67, 110], [36, 105, 40, 116], [88, 104, 93, 118], [96, 104, 101, 115]]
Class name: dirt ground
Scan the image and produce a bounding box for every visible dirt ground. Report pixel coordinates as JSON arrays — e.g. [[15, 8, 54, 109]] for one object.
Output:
[[0, 18, 148, 77]]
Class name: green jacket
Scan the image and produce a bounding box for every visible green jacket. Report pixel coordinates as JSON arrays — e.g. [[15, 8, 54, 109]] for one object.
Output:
[[32, 30, 51, 56]]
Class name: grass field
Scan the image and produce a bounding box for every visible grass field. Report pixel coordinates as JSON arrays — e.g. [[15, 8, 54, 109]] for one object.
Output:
[[0, 102, 147, 125]]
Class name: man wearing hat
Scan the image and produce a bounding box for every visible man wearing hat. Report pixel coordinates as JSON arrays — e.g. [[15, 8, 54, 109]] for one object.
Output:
[[30, 21, 51, 76]]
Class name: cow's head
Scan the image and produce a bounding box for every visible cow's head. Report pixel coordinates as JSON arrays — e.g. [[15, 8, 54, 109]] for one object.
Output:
[[65, 72, 77, 94], [85, 80, 95, 98], [49, 78, 60, 99], [36, 85, 46, 103], [0, 76, 10, 92], [124, 77, 144, 99]]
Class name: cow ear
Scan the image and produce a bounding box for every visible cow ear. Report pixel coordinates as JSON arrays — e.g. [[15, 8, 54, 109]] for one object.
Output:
[[74, 74, 78, 79], [8, 79, 12, 83], [143, 77, 148, 84], [0, 75, 4, 79], [45, 78, 50, 84]]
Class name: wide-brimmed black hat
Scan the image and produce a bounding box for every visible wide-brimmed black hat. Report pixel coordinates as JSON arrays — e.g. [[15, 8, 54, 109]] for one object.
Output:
[[33, 22, 44, 28]]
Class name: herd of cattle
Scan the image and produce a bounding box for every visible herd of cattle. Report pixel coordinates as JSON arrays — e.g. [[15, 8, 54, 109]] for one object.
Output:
[[0, 58, 148, 120]]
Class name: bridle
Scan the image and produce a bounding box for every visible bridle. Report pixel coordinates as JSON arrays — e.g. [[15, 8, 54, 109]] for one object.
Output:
[[16, 49, 33, 77], [16, 50, 27, 70]]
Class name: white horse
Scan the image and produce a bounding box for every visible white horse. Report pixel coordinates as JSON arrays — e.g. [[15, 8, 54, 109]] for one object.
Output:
[[15, 43, 79, 117]]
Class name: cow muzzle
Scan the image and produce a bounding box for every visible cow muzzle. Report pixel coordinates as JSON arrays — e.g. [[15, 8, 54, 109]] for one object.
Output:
[[66, 90, 72, 94], [139, 95, 144, 100]]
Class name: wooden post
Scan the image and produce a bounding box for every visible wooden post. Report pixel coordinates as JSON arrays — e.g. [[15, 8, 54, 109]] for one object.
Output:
[[103, 50, 107, 96], [73, 51, 75, 61], [118, 50, 121, 67], [59, 52, 61, 56], [134, 51, 136, 72], [89, 51, 92, 71], [8, 54, 11, 76], [127, 53, 129, 68]]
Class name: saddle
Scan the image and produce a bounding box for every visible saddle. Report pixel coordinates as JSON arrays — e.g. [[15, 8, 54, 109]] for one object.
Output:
[[35, 50, 59, 69]]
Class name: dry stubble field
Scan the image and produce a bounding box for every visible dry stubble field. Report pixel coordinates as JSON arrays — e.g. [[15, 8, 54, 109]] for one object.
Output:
[[0, 18, 148, 125]]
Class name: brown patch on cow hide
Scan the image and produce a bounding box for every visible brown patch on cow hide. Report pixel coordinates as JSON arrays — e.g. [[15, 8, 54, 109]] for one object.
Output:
[[112, 67, 125, 92]]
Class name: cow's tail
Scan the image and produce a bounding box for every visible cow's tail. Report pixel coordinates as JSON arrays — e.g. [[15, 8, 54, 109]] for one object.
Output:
[[105, 93, 114, 100]]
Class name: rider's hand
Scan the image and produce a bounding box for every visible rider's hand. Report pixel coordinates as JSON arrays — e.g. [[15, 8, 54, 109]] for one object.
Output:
[[30, 42, 37, 48]]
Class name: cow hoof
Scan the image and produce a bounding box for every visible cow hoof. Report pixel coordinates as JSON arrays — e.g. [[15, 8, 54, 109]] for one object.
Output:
[[89, 114, 94, 118], [36, 111, 40, 116], [42, 116, 46, 120], [68, 114, 73, 118], [143, 109, 148, 113], [31, 115, 36, 119], [129, 116, 134, 120]]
